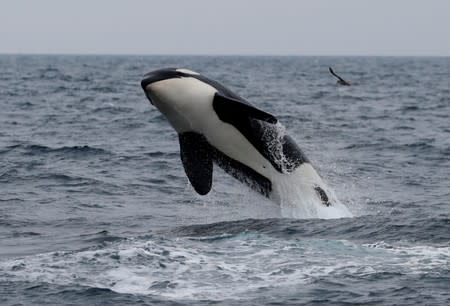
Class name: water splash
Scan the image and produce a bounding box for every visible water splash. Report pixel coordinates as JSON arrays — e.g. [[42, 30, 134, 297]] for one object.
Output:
[[272, 169, 353, 219], [263, 122, 353, 219]]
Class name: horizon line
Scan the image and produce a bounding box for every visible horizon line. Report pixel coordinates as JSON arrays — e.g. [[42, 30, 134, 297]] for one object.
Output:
[[0, 52, 449, 58]]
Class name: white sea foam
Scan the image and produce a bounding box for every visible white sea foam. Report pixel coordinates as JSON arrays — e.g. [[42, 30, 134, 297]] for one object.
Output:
[[1, 235, 447, 301]]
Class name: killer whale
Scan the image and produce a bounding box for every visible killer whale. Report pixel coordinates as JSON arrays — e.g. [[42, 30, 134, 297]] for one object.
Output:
[[141, 68, 335, 208], [329, 67, 351, 86]]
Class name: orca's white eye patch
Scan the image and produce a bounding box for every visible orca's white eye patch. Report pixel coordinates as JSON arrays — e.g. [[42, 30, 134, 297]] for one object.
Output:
[[176, 68, 200, 75]]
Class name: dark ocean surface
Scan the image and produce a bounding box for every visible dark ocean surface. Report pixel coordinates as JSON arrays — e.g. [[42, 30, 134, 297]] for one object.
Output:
[[0, 55, 449, 305]]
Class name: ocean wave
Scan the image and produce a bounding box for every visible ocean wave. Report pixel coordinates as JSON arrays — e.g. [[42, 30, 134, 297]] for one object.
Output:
[[0, 169, 19, 182], [10, 231, 41, 238], [91, 105, 135, 115], [1, 144, 112, 157], [0, 234, 448, 302], [173, 215, 450, 244]]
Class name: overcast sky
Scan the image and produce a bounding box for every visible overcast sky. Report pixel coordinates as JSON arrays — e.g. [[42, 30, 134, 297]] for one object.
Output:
[[1, 0, 449, 56]]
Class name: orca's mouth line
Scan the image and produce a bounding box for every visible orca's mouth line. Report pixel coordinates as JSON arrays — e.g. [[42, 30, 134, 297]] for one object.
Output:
[[144, 91, 154, 105], [144, 88, 155, 105]]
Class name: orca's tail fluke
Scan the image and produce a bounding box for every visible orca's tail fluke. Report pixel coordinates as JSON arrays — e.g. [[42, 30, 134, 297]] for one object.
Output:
[[329, 67, 351, 86]]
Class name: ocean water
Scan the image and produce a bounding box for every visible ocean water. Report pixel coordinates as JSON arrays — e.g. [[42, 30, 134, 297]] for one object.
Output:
[[0, 55, 449, 305]]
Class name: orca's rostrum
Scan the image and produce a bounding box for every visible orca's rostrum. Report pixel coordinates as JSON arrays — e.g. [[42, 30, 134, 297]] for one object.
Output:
[[141, 68, 350, 215]]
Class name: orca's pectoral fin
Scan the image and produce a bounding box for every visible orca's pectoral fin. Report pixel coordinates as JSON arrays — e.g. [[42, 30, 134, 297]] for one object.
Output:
[[213, 93, 278, 124], [179, 132, 213, 195]]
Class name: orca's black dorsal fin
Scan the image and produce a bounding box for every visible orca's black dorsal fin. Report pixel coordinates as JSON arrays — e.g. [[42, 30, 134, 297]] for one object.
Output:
[[179, 132, 213, 195], [329, 67, 351, 86], [213, 92, 278, 124]]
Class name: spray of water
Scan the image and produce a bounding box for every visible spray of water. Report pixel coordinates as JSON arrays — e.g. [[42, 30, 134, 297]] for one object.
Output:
[[262, 122, 353, 219]]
